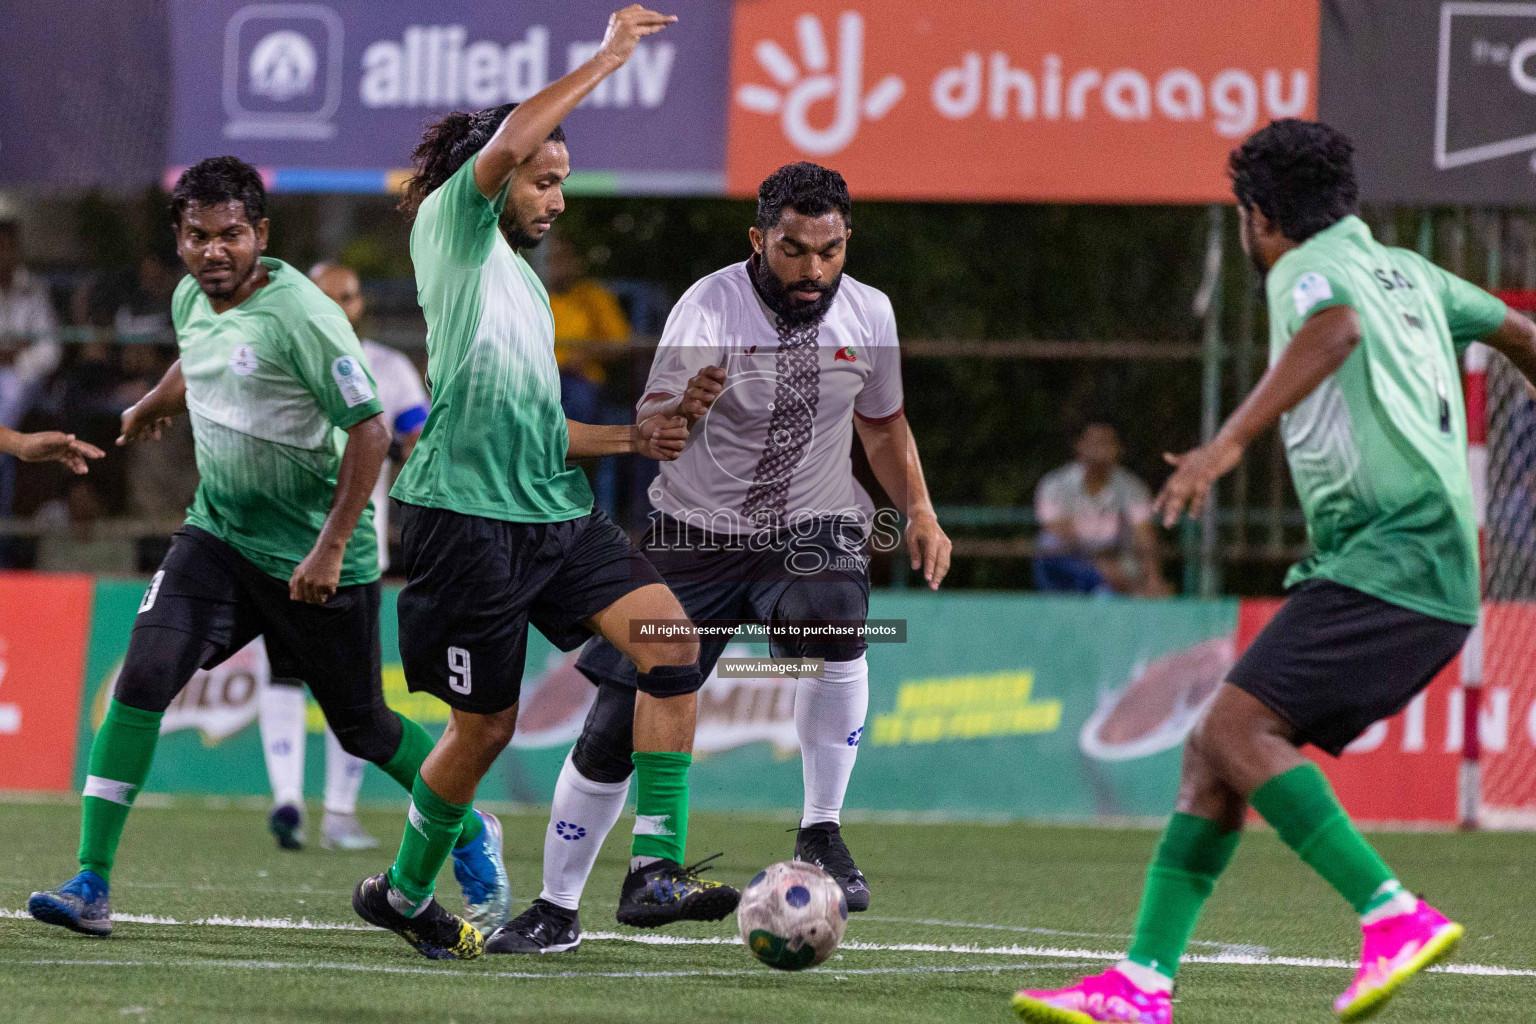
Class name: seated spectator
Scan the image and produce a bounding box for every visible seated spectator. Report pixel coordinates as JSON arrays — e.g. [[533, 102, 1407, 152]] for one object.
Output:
[[1033, 422, 1172, 597], [0, 220, 61, 430], [112, 251, 181, 344], [33, 477, 135, 575], [546, 235, 629, 516]]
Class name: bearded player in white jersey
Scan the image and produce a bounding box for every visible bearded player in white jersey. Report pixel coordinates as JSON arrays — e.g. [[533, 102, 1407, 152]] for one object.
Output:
[[256, 263, 430, 852], [489, 162, 952, 954]]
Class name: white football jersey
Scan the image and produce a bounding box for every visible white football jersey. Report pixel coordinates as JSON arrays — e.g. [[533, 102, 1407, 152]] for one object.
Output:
[[642, 261, 904, 532], [361, 340, 429, 569]]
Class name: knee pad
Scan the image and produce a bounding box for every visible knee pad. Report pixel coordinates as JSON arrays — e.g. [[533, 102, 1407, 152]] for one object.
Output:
[[571, 680, 637, 785], [114, 625, 216, 713], [325, 703, 402, 764], [636, 663, 704, 697], [772, 579, 869, 661]]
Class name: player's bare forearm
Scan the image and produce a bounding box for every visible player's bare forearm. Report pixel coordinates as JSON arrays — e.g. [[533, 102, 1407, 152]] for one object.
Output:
[[1218, 305, 1361, 453], [567, 420, 636, 458], [1156, 305, 1360, 526], [856, 413, 951, 588], [568, 417, 687, 460], [1482, 309, 1536, 388], [855, 413, 935, 518], [292, 414, 389, 603], [140, 360, 189, 419], [473, 6, 676, 198], [118, 360, 189, 446]]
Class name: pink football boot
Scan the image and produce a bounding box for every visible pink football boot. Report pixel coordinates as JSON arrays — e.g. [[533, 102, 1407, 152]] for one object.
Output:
[[1334, 898, 1463, 1021], [1012, 967, 1172, 1024]]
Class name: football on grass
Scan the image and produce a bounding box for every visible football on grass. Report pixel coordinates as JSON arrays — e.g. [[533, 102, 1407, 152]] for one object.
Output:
[[736, 861, 848, 971]]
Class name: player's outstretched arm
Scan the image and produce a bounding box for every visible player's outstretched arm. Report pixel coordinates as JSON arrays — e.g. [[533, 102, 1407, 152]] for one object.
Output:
[[473, 6, 676, 199], [1481, 309, 1536, 390], [1155, 304, 1361, 527], [0, 425, 104, 474], [566, 416, 688, 461], [636, 366, 726, 429], [290, 413, 390, 605], [117, 359, 188, 446], [855, 413, 952, 590]]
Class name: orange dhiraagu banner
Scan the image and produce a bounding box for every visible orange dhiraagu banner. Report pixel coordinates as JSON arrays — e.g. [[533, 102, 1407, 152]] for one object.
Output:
[[0, 572, 94, 791], [1235, 599, 1460, 825], [725, 0, 1320, 202]]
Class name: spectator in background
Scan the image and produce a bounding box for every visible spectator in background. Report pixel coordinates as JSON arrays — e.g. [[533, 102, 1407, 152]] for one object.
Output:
[[547, 236, 629, 517], [113, 251, 182, 344], [1033, 422, 1172, 597], [0, 221, 61, 429]]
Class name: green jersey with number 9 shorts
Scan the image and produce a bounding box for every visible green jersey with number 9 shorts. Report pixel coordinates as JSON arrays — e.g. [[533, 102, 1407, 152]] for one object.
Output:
[[390, 151, 664, 716]]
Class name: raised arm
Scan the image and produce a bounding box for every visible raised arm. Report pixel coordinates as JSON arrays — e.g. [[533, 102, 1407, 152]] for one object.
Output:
[[855, 412, 952, 589], [1154, 304, 1361, 527], [473, 6, 675, 199]]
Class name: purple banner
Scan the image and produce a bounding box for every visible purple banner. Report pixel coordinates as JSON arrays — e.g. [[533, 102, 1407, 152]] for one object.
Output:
[[167, 1, 731, 193]]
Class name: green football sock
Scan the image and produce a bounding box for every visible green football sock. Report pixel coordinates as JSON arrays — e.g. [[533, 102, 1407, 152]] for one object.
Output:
[[630, 751, 691, 863], [386, 773, 467, 908], [1250, 763, 1396, 915], [377, 713, 482, 849], [1126, 813, 1242, 979], [78, 700, 164, 883]]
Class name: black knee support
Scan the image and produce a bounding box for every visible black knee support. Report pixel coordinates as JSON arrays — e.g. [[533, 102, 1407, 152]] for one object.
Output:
[[570, 680, 637, 784], [114, 626, 219, 713], [323, 702, 402, 764], [636, 663, 704, 697], [771, 579, 869, 661]]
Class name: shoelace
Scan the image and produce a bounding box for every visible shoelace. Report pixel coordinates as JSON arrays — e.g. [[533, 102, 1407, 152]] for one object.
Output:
[[671, 852, 725, 880]]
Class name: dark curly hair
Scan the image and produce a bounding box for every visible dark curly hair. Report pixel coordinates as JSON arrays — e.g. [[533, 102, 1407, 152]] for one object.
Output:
[[1229, 119, 1358, 244], [755, 162, 852, 233], [170, 156, 266, 227], [398, 103, 566, 219]]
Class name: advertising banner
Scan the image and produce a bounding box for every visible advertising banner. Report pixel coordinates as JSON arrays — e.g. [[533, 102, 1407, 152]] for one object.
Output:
[[1320, 0, 1536, 204], [725, 0, 1320, 202], [72, 583, 1240, 817], [0, 573, 94, 791], [166, 0, 731, 194]]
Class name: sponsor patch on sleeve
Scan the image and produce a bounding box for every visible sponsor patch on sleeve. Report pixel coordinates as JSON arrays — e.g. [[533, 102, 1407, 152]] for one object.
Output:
[[1292, 271, 1334, 318], [331, 356, 377, 408]]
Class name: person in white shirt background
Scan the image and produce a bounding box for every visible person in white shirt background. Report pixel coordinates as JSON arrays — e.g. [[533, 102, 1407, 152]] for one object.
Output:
[[0, 221, 63, 521], [255, 262, 430, 852]]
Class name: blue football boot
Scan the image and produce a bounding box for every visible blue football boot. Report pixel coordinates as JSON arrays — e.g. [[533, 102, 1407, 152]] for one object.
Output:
[[451, 810, 511, 935], [28, 870, 113, 936]]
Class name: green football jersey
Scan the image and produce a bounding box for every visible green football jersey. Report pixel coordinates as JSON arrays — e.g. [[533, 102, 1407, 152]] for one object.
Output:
[[390, 151, 593, 522], [1266, 215, 1507, 624], [174, 258, 384, 586]]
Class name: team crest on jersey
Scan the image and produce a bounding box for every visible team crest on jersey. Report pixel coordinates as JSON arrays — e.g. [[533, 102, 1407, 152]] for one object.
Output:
[[1292, 272, 1333, 318], [228, 344, 258, 377], [834, 346, 857, 362], [331, 356, 377, 408]]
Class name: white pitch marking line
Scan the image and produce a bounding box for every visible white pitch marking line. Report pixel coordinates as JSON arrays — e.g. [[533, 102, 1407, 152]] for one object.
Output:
[[0, 957, 1087, 982], [4, 910, 1532, 978]]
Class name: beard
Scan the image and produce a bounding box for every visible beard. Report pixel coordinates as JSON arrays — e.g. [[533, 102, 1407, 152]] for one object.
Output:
[[504, 224, 547, 250], [750, 254, 842, 327]]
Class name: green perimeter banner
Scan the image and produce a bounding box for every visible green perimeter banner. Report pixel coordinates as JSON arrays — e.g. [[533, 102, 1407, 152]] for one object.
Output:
[[77, 582, 1238, 819]]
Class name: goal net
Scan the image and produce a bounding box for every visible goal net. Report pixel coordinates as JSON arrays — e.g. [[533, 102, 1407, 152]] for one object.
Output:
[[1467, 292, 1536, 828]]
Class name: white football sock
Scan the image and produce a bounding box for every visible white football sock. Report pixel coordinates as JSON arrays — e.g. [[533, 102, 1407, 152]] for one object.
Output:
[[539, 751, 630, 912], [323, 726, 368, 816], [258, 680, 307, 809], [1114, 959, 1175, 994], [796, 655, 870, 827]]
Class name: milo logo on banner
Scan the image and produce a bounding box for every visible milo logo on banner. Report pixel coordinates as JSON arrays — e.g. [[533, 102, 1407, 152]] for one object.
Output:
[[94, 639, 270, 743]]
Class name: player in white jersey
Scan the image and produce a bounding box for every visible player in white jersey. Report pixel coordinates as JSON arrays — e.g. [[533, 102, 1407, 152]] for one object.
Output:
[[256, 263, 431, 852], [489, 162, 952, 954]]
